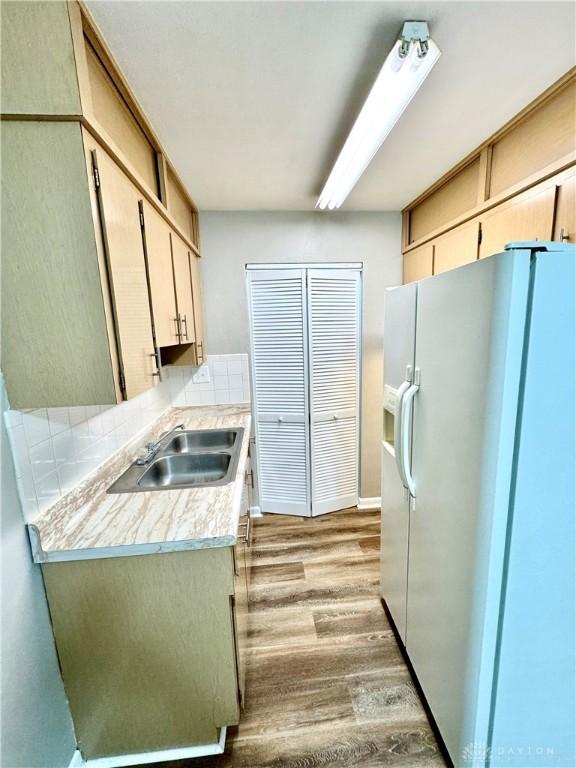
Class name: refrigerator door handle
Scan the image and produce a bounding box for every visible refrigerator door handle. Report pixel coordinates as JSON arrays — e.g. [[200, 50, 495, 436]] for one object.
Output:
[[394, 367, 413, 488], [401, 371, 420, 498]]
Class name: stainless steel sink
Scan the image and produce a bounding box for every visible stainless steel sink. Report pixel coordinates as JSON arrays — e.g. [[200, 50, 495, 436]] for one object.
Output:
[[138, 453, 232, 489], [107, 427, 244, 494], [164, 429, 238, 453]]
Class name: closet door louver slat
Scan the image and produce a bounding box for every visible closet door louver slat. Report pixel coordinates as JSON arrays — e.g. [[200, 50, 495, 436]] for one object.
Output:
[[308, 270, 361, 516], [247, 269, 310, 515]]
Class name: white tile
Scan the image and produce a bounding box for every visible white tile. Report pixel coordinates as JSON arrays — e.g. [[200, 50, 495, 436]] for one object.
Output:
[[29, 439, 56, 483], [52, 429, 77, 464], [214, 389, 230, 404], [229, 388, 244, 403], [212, 360, 228, 376], [100, 407, 116, 435], [88, 412, 104, 438], [172, 390, 186, 407], [35, 470, 61, 512], [214, 375, 229, 391], [72, 421, 92, 455], [227, 358, 242, 375], [4, 409, 23, 428], [47, 407, 70, 436], [22, 409, 51, 447], [15, 461, 38, 519], [242, 383, 252, 402], [185, 390, 202, 406], [6, 423, 29, 477], [58, 461, 83, 494], [200, 390, 216, 405], [229, 374, 242, 389], [68, 405, 87, 427]]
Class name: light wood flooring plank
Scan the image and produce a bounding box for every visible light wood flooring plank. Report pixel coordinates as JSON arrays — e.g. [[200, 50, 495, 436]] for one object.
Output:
[[139, 507, 446, 767]]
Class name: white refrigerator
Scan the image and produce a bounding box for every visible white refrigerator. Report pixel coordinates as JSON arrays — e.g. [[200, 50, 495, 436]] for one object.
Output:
[[381, 242, 575, 767]]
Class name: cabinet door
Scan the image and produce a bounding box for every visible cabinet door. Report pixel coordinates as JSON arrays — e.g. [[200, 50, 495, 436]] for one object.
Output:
[[141, 202, 179, 348], [403, 243, 434, 284], [189, 252, 206, 362], [433, 221, 479, 275], [232, 537, 249, 705], [92, 149, 158, 399], [553, 170, 575, 244], [479, 183, 556, 259], [170, 233, 196, 344]]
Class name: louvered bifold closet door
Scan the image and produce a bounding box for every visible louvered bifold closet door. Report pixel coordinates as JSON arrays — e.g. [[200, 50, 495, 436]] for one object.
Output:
[[308, 269, 361, 516], [247, 269, 310, 515]]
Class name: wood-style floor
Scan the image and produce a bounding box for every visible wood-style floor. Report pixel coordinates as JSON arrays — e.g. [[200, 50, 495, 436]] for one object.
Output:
[[168, 508, 446, 768]]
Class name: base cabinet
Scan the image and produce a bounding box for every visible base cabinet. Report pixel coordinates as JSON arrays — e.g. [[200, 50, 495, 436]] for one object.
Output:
[[43, 546, 247, 760]]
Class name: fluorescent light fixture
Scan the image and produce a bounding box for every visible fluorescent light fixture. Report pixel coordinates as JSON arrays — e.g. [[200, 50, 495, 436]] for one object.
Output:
[[317, 23, 441, 210]]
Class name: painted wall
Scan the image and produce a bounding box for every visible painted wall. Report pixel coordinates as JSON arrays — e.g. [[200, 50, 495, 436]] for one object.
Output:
[[200, 211, 402, 498], [1, 374, 77, 767]]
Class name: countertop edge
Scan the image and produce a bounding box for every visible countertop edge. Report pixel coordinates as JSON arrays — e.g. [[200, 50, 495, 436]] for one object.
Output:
[[29, 527, 238, 564], [29, 405, 252, 564]]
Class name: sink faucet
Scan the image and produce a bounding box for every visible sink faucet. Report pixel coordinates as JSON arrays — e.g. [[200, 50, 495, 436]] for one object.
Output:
[[135, 423, 185, 466]]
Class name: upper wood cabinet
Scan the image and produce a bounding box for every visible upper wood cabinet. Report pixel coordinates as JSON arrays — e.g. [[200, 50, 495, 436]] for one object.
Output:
[[403, 243, 434, 284], [489, 79, 576, 197], [402, 69, 575, 283], [91, 147, 159, 398], [1, 1, 82, 116], [171, 234, 196, 346], [189, 253, 206, 363], [479, 184, 556, 259], [141, 202, 180, 348], [409, 159, 481, 245], [553, 169, 576, 244], [1, 121, 117, 408], [1, 1, 205, 407], [433, 221, 479, 275], [84, 39, 159, 194]]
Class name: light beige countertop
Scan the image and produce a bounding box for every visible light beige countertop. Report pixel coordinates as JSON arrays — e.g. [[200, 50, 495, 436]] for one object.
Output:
[[28, 404, 252, 564]]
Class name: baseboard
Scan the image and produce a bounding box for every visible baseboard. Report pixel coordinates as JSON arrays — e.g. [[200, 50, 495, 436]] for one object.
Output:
[[357, 496, 381, 510], [69, 727, 226, 768], [249, 505, 262, 517]]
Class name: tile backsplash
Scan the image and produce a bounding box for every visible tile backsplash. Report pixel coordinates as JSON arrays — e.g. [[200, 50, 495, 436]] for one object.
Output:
[[4, 354, 250, 522]]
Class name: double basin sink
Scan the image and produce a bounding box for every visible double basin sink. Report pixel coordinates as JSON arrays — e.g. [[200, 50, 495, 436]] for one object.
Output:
[[107, 427, 244, 494]]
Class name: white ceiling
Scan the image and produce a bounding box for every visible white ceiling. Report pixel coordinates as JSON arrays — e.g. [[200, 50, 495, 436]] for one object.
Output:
[[87, 1, 575, 211]]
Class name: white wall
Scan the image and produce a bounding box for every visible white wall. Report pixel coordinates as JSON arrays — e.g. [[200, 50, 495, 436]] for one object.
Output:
[[200, 211, 402, 498], [1, 374, 77, 768]]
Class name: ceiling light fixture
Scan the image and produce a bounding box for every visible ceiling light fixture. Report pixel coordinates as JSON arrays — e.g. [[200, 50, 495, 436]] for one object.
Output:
[[317, 21, 441, 210]]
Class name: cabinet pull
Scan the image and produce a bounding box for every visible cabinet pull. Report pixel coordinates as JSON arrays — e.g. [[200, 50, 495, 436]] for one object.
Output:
[[149, 351, 162, 380], [560, 227, 570, 242], [197, 340, 204, 362], [173, 316, 182, 342], [181, 314, 189, 341], [238, 514, 251, 545]]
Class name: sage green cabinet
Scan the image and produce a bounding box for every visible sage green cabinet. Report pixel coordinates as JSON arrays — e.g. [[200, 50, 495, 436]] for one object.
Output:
[[1, 121, 119, 407]]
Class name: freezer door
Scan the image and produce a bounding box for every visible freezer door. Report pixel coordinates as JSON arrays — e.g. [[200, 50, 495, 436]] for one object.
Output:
[[380, 283, 417, 642], [490, 246, 575, 767], [406, 252, 531, 762]]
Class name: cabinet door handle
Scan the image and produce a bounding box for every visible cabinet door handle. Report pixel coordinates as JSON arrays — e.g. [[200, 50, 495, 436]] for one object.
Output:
[[173, 316, 182, 342], [149, 351, 162, 380], [181, 314, 189, 341], [197, 340, 204, 363], [238, 515, 252, 546]]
